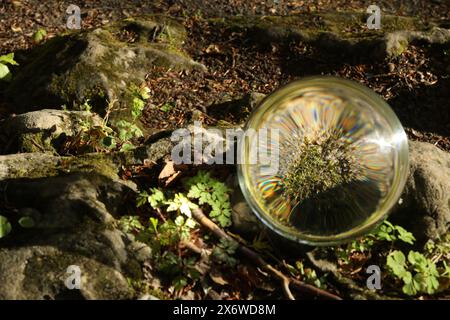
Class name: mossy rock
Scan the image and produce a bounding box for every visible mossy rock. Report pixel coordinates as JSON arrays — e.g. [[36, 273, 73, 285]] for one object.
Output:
[[0, 109, 103, 154], [5, 15, 206, 129], [0, 172, 150, 299], [211, 12, 450, 58]]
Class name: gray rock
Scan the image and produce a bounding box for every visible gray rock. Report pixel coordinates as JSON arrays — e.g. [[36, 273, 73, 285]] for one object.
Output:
[[0, 172, 148, 300], [391, 141, 450, 241], [230, 175, 261, 238], [0, 109, 103, 153]]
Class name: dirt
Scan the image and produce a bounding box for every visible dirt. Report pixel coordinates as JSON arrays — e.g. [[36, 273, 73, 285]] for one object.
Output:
[[1, 0, 450, 151]]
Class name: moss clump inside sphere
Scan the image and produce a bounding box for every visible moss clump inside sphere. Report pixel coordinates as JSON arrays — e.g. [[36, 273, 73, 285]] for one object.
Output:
[[280, 129, 359, 204]]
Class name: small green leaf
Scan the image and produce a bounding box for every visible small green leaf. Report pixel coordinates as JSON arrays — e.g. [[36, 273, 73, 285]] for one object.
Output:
[[395, 225, 415, 245], [33, 28, 47, 43], [149, 217, 158, 233], [0, 63, 11, 80], [408, 251, 428, 272], [160, 103, 174, 113], [174, 216, 185, 227], [387, 250, 407, 276], [120, 143, 135, 151], [0, 215, 12, 238], [18, 216, 35, 228], [147, 188, 166, 208], [0, 53, 18, 65]]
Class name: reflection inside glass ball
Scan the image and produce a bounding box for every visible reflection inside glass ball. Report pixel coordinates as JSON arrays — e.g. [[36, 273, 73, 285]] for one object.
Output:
[[245, 88, 396, 237]]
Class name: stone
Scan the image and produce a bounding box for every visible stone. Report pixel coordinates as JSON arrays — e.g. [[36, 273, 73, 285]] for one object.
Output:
[[212, 12, 450, 58], [0, 172, 147, 299], [230, 175, 261, 238], [207, 92, 266, 125], [391, 140, 450, 241], [0, 109, 103, 154]]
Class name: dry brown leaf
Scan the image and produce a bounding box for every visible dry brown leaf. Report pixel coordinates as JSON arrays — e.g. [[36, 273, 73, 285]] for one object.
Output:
[[158, 160, 180, 186], [209, 269, 229, 286]]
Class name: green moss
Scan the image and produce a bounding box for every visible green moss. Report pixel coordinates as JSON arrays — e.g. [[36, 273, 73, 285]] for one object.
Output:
[[60, 153, 120, 180], [212, 12, 429, 41], [18, 132, 56, 153], [279, 129, 359, 203]]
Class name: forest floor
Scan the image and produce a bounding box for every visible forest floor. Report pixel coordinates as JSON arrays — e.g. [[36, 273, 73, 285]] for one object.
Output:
[[1, 0, 450, 150], [0, 0, 449, 300]]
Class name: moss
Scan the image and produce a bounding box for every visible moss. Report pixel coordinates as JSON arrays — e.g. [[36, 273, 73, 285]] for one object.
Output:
[[7, 15, 200, 123], [60, 153, 120, 180], [279, 129, 358, 203], [18, 131, 56, 153], [211, 12, 430, 41]]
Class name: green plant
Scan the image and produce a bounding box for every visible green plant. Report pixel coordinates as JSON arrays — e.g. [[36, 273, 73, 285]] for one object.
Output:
[[185, 171, 232, 227], [0, 53, 19, 81], [130, 84, 150, 120], [160, 102, 174, 113], [115, 120, 144, 142], [293, 261, 328, 289], [212, 238, 238, 268], [118, 216, 144, 233], [387, 250, 441, 296], [335, 220, 416, 265], [131, 188, 201, 292], [0, 215, 12, 239], [127, 173, 233, 294], [33, 28, 47, 43], [80, 99, 93, 112], [373, 220, 415, 244]]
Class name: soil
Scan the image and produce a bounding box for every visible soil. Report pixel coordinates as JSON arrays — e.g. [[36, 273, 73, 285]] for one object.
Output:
[[1, 0, 450, 151]]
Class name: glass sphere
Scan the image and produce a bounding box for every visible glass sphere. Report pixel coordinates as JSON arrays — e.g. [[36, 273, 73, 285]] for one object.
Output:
[[237, 77, 409, 246]]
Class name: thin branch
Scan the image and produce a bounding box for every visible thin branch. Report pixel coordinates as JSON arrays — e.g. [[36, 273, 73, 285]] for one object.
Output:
[[191, 207, 342, 300]]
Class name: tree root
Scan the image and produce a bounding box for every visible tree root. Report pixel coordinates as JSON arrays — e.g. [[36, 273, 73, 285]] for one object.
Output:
[[191, 207, 342, 300]]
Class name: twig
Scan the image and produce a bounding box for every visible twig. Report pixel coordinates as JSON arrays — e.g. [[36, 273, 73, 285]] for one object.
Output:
[[155, 207, 167, 223], [191, 208, 342, 300]]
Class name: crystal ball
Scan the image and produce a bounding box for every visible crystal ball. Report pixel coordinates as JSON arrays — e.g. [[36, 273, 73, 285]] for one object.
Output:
[[237, 77, 409, 245]]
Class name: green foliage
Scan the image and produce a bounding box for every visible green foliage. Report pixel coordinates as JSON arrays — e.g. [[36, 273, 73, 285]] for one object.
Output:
[[331, 220, 450, 297], [0, 53, 19, 81], [118, 216, 144, 234], [131, 188, 200, 292], [33, 28, 47, 43], [372, 220, 415, 244], [128, 172, 234, 294], [130, 84, 150, 120], [186, 171, 232, 228], [0, 215, 12, 239], [160, 102, 174, 113], [212, 238, 238, 268], [280, 130, 358, 202], [116, 120, 144, 142], [335, 220, 416, 265], [294, 261, 328, 289], [387, 250, 441, 296], [80, 99, 93, 112], [167, 193, 198, 217]]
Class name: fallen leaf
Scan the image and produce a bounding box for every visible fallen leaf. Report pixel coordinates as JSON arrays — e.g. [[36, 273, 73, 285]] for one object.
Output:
[[158, 160, 180, 186], [209, 269, 229, 286]]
